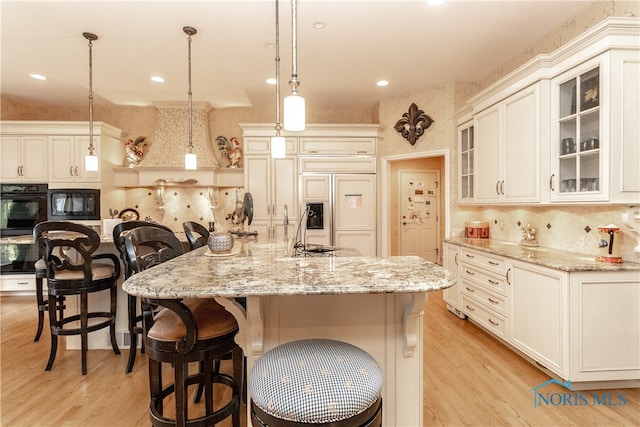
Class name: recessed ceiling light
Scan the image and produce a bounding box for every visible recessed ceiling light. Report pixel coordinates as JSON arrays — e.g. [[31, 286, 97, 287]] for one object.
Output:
[[265, 42, 275, 49], [312, 22, 325, 30], [151, 76, 165, 83], [29, 73, 47, 80], [377, 80, 389, 87], [426, 0, 447, 6], [266, 78, 277, 85]]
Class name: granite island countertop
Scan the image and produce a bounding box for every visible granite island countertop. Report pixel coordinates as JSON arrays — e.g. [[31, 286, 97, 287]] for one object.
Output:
[[445, 237, 640, 272], [122, 239, 455, 299]]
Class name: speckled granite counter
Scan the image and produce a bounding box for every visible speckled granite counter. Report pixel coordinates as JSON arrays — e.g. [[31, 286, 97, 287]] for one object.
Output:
[[445, 237, 640, 272], [122, 238, 454, 427], [122, 239, 454, 299]]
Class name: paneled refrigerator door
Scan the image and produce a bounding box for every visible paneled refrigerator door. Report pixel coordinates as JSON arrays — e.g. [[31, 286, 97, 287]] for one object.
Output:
[[333, 174, 376, 256]]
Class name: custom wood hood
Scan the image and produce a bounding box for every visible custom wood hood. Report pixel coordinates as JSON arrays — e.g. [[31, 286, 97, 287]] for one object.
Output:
[[113, 166, 243, 188]]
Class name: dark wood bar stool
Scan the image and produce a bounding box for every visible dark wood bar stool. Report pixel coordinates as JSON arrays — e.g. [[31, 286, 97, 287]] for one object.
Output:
[[112, 220, 173, 374], [182, 221, 209, 251], [33, 221, 121, 375], [250, 339, 383, 427], [124, 226, 242, 427]]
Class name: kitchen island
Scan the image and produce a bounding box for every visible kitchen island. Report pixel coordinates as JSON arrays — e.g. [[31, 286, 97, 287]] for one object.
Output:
[[122, 238, 455, 426]]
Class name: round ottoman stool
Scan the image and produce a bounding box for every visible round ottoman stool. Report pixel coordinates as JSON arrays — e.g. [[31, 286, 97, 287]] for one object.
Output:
[[249, 339, 383, 427]]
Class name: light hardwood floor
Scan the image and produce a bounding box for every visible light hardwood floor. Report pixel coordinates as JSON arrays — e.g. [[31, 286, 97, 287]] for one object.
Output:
[[1, 292, 638, 426]]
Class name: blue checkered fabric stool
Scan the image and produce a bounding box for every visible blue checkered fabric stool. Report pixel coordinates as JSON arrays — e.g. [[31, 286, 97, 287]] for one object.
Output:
[[249, 339, 383, 427]]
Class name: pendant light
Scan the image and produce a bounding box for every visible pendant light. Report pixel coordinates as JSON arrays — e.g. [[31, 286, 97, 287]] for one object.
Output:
[[184, 26, 198, 170], [83, 32, 99, 172], [271, 0, 286, 158], [283, 0, 305, 131]]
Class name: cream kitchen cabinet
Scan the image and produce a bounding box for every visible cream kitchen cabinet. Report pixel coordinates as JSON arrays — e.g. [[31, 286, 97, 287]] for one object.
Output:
[[459, 247, 510, 340], [442, 242, 464, 318], [474, 83, 540, 204], [243, 137, 298, 239], [457, 120, 474, 203], [549, 49, 640, 204], [0, 136, 48, 182], [299, 137, 376, 155], [509, 259, 568, 378], [48, 135, 100, 183], [569, 270, 640, 382]]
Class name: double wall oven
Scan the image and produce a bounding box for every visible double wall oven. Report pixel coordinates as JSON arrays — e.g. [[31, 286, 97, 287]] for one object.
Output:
[[0, 183, 48, 274]]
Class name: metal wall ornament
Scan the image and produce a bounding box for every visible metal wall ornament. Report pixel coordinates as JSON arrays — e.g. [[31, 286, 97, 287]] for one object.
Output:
[[394, 103, 434, 146]]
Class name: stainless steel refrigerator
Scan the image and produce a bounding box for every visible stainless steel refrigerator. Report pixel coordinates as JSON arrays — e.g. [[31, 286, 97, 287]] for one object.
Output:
[[297, 173, 376, 256]]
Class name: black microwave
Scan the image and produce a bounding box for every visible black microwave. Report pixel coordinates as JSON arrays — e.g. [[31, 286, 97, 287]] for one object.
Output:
[[48, 189, 100, 220]]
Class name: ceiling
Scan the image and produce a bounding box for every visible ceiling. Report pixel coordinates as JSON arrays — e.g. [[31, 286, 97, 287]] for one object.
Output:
[[1, 0, 594, 112]]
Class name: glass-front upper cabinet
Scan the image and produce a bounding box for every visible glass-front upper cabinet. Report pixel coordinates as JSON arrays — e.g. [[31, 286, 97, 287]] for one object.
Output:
[[458, 121, 474, 203], [551, 60, 607, 202]]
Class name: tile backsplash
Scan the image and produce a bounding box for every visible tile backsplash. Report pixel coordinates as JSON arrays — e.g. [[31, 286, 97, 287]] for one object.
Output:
[[121, 186, 242, 234], [452, 205, 640, 263]]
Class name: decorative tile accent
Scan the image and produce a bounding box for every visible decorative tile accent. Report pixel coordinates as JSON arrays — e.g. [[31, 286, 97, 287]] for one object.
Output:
[[585, 226, 591, 233], [546, 223, 552, 229]]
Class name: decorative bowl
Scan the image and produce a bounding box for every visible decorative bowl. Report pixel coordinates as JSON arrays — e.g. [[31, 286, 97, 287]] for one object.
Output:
[[208, 232, 234, 253]]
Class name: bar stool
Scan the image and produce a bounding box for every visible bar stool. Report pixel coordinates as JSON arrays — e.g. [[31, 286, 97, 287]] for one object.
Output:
[[249, 339, 383, 427], [182, 221, 210, 251], [112, 220, 173, 373], [124, 226, 243, 427], [33, 221, 121, 375], [33, 258, 49, 342]]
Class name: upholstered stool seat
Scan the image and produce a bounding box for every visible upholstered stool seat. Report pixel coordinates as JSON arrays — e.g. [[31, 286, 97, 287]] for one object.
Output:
[[250, 339, 383, 427]]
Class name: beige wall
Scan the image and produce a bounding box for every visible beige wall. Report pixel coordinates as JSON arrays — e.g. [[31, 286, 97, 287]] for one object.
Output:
[[2, 1, 638, 260]]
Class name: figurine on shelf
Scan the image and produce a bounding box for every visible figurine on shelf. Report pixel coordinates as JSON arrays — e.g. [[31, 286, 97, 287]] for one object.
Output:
[[125, 136, 148, 167], [215, 135, 243, 168]]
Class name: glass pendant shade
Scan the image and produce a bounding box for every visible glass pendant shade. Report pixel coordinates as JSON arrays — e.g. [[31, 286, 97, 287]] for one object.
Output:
[[271, 135, 286, 158], [85, 154, 99, 172], [185, 152, 197, 170], [284, 94, 305, 131]]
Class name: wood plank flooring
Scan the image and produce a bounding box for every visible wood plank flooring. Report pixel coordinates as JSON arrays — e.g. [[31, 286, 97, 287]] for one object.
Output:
[[1, 292, 638, 426]]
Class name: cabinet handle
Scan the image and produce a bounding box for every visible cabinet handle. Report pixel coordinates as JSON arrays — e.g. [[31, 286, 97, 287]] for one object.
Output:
[[488, 279, 499, 285], [465, 305, 475, 312], [356, 150, 367, 154], [488, 297, 499, 304], [309, 150, 319, 154], [488, 318, 499, 326], [465, 270, 475, 275], [75, 166, 79, 176], [17, 281, 29, 285], [488, 260, 499, 266], [69, 166, 74, 177], [465, 254, 474, 259], [454, 252, 459, 266], [465, 286, 475, 292], [506, 268, 511, 285], [495, 181, 500, 195], [549, 174, 555, 192]]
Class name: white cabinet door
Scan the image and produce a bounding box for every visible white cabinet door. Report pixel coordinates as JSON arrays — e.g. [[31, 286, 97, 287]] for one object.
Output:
[[457, 122, 475, 203], [244, 153, 297, 239], [1, 136, 47, 182], [474, 84, 540, 204], [509, 260, 567, 377], [474, 106, 501, 203], [442, 243, 463, 314], [48, 135, 100, 183], [569, 271, 640, 382]]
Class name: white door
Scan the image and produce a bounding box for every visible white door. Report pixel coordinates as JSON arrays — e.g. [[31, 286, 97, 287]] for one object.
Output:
[[399, 170, 439, 263]]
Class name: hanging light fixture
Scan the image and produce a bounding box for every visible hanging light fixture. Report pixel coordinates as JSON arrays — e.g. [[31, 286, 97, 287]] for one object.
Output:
[[283, 0, 305, 131], [83, 32, 99, 172], [271, 0, 286, 158], [184, 26, 198, 170]]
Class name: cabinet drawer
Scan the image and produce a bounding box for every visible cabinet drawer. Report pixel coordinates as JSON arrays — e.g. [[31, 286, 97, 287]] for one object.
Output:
[[461, 295, 507, 339], [460, 248, 507, 274], [461, 263, 507, 296], [461, 279, 507, 316], [1, 275, 36, 293], [299, 137, 376, 155]]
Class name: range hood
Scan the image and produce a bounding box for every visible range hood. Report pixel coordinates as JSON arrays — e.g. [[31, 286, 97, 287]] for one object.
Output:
[[112, 102, 243, 188]]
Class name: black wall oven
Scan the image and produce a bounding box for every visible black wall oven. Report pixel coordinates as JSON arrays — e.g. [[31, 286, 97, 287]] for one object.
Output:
[[0, 183, 48, 274]]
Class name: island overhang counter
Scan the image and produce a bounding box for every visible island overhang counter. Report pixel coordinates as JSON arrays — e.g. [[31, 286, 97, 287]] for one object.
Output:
[[122, 239, 455, 426]]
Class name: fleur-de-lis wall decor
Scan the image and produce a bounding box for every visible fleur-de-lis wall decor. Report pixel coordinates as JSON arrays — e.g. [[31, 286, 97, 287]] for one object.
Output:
[[394, 103, 434, 146]]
